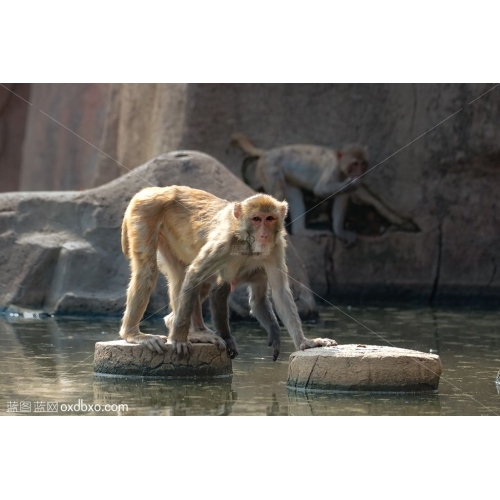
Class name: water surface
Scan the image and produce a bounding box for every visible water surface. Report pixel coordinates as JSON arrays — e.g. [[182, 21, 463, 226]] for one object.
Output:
[[1, 305, 499, 416]]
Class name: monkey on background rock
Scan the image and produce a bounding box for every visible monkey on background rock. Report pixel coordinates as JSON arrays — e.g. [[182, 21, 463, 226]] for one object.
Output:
[[120, 185, 337, 361], [232, 133, 410, 245]]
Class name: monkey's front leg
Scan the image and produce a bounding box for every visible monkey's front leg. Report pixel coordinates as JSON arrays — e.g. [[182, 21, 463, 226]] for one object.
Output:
[[284, 184, 311, 236], [333, 193, 357, 246], [165, 310, 226, 350], [248, 273, 281, 361], [170, 251, 226, 356], [265, 265, 337, 352]]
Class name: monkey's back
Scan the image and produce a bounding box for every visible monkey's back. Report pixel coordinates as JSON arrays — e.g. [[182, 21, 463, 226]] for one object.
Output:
[[260, 145, 339, 190], [125, 185, 230, 264]]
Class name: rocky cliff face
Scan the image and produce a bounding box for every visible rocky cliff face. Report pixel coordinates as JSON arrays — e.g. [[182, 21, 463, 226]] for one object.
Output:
[[0, 83, 30, 192], [8, 84, 500, 304], [0, 151, 317, 319]]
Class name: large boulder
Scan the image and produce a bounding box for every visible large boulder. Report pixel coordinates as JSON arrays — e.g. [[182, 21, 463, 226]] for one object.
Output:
[[0, 151, 317, 319]]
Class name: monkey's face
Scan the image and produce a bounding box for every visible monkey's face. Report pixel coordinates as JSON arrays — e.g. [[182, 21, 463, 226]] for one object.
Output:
[[342, 155, 368, 178], [247, 211, 281, 254], [233, 194, 287, 255], [338, 144, 369, 179]]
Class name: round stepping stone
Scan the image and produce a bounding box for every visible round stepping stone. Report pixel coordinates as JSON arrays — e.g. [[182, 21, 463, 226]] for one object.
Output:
[[287, 344, 442, 393], [94, 340, 232, 378]]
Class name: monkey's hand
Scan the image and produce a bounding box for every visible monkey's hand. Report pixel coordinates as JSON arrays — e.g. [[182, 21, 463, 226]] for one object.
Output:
[[268, 333, 281, 362], [299, 338, 338, 350], [337, 230, 357, 247], [188, 332, 227, 350], [125, 333, 169, 354]]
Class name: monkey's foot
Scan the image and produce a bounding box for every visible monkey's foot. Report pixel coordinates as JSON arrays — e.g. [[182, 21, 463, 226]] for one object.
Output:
[[299, 338, 338, 350], [188, 332, 226, 351], [170, 339, 193, 356], [124, 333, 169, 354], [223, 335, 239, 360]]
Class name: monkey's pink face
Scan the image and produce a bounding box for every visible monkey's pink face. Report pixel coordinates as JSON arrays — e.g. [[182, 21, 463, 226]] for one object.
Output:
[[250, 212, 279, 248]]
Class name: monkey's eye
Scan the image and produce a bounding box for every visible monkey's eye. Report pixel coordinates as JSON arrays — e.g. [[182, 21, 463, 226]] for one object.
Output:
[[252, 216, 261, 222], [266, 216, 275, 221]]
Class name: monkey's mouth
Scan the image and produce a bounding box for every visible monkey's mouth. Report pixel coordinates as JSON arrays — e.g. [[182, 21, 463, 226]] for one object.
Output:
[[252, 241, 273, 255]]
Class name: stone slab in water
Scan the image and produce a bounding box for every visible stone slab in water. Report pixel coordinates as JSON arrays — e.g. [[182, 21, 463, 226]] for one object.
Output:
[[287, 344, 442, 393], [94, 340, 232, 378]]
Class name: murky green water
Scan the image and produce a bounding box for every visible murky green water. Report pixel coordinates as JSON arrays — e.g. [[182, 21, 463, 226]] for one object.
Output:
[[1, 305, 499, 416]]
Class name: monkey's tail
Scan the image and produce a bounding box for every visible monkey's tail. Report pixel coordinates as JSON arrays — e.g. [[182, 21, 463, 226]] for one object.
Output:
[[121, 216, 130, 259], [230, 133, 266, 157]]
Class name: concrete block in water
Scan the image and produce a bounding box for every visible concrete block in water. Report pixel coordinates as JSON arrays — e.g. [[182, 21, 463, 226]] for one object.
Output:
[[94, 340, 232, 378], [287, 344, 442, 393]]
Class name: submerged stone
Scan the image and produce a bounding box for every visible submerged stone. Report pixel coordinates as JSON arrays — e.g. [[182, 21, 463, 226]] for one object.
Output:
[[287, 344, 442, 393], [94, 340, 232, 378]]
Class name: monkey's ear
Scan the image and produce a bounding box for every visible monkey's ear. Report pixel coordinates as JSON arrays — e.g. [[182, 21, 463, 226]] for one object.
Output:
[[233, 203, 242, 219], [336, 150, 343, 161], [280, 201, 288, 219]]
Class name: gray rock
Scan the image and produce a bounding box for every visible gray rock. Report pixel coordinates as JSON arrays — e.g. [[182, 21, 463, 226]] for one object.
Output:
[[287, 344, 443, 393], [94, 340, 232, 378], [0, 151, 317, 319]]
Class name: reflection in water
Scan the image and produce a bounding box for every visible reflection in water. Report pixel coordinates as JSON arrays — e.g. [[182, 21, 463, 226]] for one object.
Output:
[[0, 305, 499, 416], [286, 389, 443, 416], [93, 376, 237, 416]]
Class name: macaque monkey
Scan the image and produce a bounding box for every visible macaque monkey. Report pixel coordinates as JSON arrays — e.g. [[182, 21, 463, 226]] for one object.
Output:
[[231, 133, 410, 245], [120, 186, 337, 360]]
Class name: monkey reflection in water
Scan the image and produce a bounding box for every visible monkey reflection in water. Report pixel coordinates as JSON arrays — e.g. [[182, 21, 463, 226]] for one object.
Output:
[[232, 133, 418, 246], [120, 186, 337, 361]]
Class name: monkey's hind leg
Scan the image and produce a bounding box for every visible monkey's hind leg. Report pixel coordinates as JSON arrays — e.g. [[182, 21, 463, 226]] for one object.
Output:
[[120, 224, 169, 354], [189, 282, 216, 334], [210, 281, 239, 359]]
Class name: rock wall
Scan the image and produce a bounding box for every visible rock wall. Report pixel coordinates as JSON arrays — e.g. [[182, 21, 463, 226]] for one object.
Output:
[[0, 83, 30, 192], [20, 83, 109, 190], [8, 83, 500, 304]]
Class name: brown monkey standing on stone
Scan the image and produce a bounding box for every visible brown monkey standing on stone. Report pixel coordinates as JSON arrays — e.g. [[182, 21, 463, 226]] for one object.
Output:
[[231, 133, 411, 245], [120, 186, 337, 360]]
